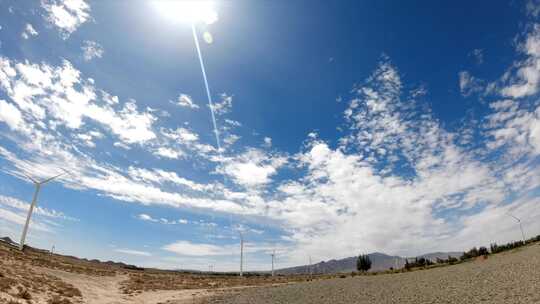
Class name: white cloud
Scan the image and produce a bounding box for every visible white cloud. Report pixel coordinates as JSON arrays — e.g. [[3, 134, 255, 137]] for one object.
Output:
[[163, 241, 227, 256], [223, 134, 240, 146], [153, 147, 183, 159], [501, 25, 540, 98], [41, 0, 91, 38], [0, 194, 74, 233], [128, 167, 213, 192], [459, 71, 483, 97], [21, 23, 38, 40], [0, 100, 23, 131], [81, 40, 104, 61], [137, 213, 190, 226], [212, 93, 233, 115], [114, 248, 152, 257], [219, 149, 287, 188], [0, 194, 75, 221], [0, 58, 156, 144], [175, 94, 199, 109], [162, 127, 199, 142], [263, 137, 272, 148], [138, 213, 155, 222]]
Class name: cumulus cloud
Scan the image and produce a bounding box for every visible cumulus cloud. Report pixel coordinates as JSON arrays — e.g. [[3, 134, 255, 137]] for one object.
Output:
[[218, 149, 287, 188], [0, 57, 156, 144], [21, 23, 38, 39], [41, 0, 91, 38], [153, 147, 183, 159], [175, 94, 199, 109], [0, 100, 23, 131], [81, 40, 104, 61], [0, 1, 539, 271], [212, 93, 233, 115]]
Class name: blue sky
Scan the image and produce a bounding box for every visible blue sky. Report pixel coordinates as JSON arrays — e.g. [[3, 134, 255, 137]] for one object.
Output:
[[0, 0, 539, 271]]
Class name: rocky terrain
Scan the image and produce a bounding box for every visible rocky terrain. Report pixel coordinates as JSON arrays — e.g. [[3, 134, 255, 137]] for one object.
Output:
[[209, 243, 540, 304]]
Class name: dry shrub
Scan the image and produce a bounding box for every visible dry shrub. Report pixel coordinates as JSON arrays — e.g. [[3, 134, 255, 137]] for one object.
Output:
[[0, 276, 17, 292], [53, 281, 82, 298], [47, 295, 72, 304], [16, 287, 32, 300]]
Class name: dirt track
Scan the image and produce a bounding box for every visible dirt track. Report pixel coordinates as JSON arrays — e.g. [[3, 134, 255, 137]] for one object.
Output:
[[208, 244, 540, 304]]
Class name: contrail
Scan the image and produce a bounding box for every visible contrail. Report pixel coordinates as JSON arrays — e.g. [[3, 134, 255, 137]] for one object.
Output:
[[191, 24, 222, 152]]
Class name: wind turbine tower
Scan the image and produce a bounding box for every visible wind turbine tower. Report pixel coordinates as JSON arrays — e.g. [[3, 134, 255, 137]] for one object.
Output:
[[239, 231, 244, 277], [507, 213, 526, 243], [19, 171, 66, 251], [271, 250, 276, 277]]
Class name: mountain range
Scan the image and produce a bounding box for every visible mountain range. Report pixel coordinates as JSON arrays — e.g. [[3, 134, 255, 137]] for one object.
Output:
[[276, 251, 462, 275]]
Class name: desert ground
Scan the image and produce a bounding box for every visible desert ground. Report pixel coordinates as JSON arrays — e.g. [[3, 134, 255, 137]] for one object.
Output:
[[208, 243, 540, 304], [0, 241, 314, 304], [1, 240, 539, 304]]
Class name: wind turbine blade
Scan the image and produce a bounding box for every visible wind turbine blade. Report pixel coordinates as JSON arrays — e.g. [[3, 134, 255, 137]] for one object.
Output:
[[40, 172, 66, 184], [21, 172, 39, 184], [507, 213, 520, 222]]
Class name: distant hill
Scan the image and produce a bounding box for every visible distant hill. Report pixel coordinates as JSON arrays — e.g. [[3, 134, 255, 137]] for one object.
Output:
[[276, 251, 462, 275], [0, 236, 18, 247]]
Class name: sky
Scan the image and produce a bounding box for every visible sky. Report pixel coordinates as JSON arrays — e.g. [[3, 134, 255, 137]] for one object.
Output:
[[0, 0, 539, 272]]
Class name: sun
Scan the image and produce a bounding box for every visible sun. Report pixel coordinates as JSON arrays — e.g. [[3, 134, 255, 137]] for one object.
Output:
[[153, 0, 218, 25]]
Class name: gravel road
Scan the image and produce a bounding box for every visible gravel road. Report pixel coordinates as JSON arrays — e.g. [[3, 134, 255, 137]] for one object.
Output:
[[208, 244, 540, 304]]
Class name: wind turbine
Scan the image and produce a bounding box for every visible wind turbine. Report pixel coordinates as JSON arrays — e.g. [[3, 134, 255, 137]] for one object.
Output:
[[19, 171, 66, 251], [507, 213, 526, 243], [308, 255, 313, 280], [239, 231, 244, 277], [271, 250, 276, 277]]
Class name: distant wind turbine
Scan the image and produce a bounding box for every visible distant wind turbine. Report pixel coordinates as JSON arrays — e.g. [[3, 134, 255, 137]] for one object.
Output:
[[507, 213, 526, 243], [271, 250, 276, 277], [239, 231, 244, 277], [19, 170, 67, 251]]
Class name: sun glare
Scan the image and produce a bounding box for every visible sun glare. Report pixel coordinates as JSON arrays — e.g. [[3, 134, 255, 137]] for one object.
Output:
[[153, 0, 218, 25]]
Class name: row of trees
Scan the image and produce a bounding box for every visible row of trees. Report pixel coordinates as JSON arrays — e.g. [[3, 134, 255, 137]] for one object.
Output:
[[404, 257, 435, 270], [356, 234, 540, 273]]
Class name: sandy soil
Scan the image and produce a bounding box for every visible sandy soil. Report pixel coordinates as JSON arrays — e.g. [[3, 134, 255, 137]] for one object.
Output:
[[208, 243, 540, 304], [0, 242, 306, 303], [1, 264, 215, 304]]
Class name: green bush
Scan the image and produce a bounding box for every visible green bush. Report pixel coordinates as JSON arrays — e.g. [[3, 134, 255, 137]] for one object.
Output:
[[357, 254, 372, 272]]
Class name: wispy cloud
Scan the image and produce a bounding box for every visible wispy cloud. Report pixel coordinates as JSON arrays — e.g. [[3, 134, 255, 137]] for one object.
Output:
[[114, 248, 152, 257]]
